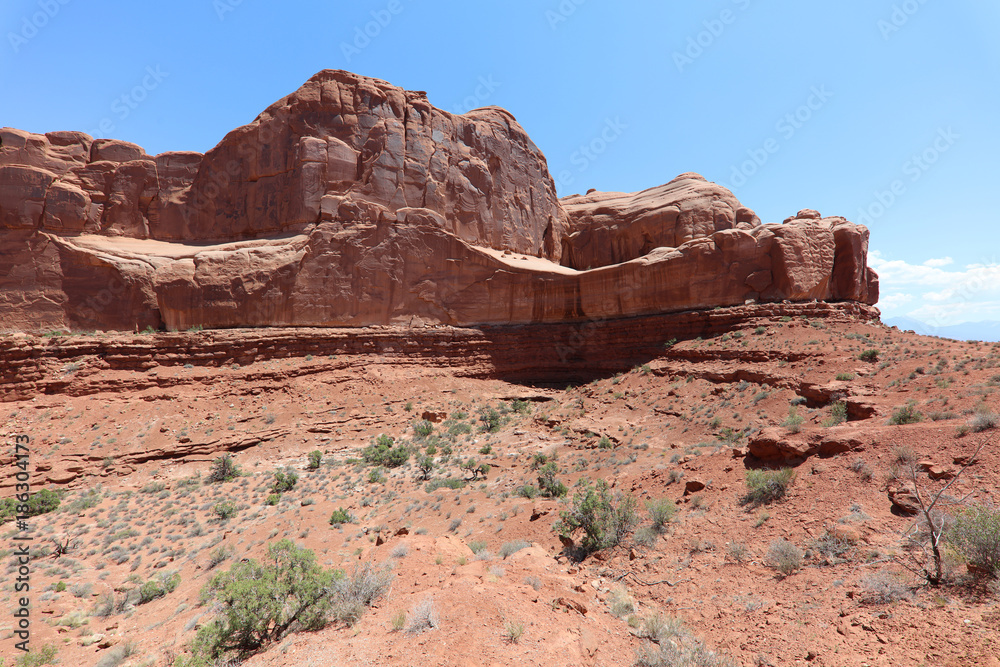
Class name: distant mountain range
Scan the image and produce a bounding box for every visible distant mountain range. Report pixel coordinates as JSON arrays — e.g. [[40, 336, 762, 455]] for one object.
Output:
[[884, 316, 1000, 342]]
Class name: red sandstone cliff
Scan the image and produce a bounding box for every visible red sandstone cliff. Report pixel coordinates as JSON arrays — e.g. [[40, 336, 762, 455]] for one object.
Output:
[[0, 70, 877, 333]]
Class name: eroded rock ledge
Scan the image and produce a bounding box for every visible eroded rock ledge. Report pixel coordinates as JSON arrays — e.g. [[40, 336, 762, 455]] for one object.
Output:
[[0, 70, 877, 333]]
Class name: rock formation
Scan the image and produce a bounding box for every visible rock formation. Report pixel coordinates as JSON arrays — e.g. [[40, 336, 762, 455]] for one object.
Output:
[[0, 69, 878, 333]]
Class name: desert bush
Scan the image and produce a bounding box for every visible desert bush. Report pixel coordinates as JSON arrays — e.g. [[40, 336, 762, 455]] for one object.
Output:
[[415, 454, 436, 480], [194, 540, 387, 661], [767, 539, 802, 576], [265, 493, 280, 506], [889, 402, 923, 425], [823, 401, 848, 427], [207, 454, 241, 483], [633, 526, 658, 548], [555, 479, 639, 554], [647, 498, 677, 533], [503, 618, 525, 643], [945, 504, 1000, 579], [858, 349, 879, 362], [511, 399, 532, 415], [537, 462, 567, 498], [782, 408, 804, 433], [94, 640, 139, 667], [0, 488, 63, 523], [271, 468, 298, 493], [608, 587, 635, 617], [329, 508, 353, 525], [478, 406, 505, 433], [213, 501, 238, 520], [460, 458, 490, 480], [406, 598, 439, 633], [859, 570, 912, 604], [836, 372, 856, 381], [498, 540, 530, 558], [970, 411, 998, 433], [362, 437, 410, 468], [14, 644, 58, 667], [726, 542, 750, 563], [740, 468, 795, 507], [207, 545, 233, 569], [307, 450, 323, 469], [424, 478, 464, 492], [413, 420, 434, 438], [515, 484, 539, 499], [634, 619, 736, 667]]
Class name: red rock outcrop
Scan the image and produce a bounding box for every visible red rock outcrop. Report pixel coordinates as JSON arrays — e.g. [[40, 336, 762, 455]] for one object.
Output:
[[0, 70, 878, 333]]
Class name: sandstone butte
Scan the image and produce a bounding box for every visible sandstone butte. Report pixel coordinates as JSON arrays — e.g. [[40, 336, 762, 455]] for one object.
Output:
[[0, 69, 878, 333]]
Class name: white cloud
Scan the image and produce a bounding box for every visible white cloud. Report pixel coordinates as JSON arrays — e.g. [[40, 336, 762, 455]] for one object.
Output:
[[869, 250, 1000, 326]]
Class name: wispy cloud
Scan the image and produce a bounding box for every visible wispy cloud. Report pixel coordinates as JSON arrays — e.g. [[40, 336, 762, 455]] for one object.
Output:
[[869, 251, 1000, 326]]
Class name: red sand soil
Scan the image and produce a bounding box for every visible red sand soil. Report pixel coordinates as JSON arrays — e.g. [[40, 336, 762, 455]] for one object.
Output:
[[1, 310, 999, 667]]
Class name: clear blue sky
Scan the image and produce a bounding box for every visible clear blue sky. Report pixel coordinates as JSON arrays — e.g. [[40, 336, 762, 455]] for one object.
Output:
[[2, 0, 998, 327]]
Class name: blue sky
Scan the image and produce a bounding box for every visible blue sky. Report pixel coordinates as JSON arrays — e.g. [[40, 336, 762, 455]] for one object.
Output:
[[2, 0, 998, 328]]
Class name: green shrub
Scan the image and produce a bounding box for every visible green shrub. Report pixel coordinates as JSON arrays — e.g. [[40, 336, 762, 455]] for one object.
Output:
[[424, 478, 465, 492], [413, 420, 434, 438], [597, 435, 614, 449], [555, 479, 639, 554], [498, 540, 531, 558], [767, 539, 802, 576], [515, 484, 539, 499], [782, 407, 804, 433], [478, 406, 505, 433], [836, 372, 856, 381], [208, 546, 233, 569], [537, 462, 568, 498], [858, 349, 879, 362], [945, 504, 1000, 579], [14, 644, 58, 667], [194, 541, 356, 660], [740, 468, 795, 507], [0, 488, 63, 523], [265, 493, 280, 506], [822, 401, 848, 427], [460, 458, 490, 480], [889, 402, 923, 425], [511, 399, 532, 415], [362, 437, 410, 468], [271, 468, 298, 493], [307, 450, 323, 469], [329, 508, 353, 525], [415, 454, 436, 480], [214, 501, 238, 520], [647, 498, 677, 533], [207, 454, 241, 483]]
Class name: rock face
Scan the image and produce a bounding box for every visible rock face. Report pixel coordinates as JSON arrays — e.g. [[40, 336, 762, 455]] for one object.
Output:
[[0, 69, 879, 333]]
